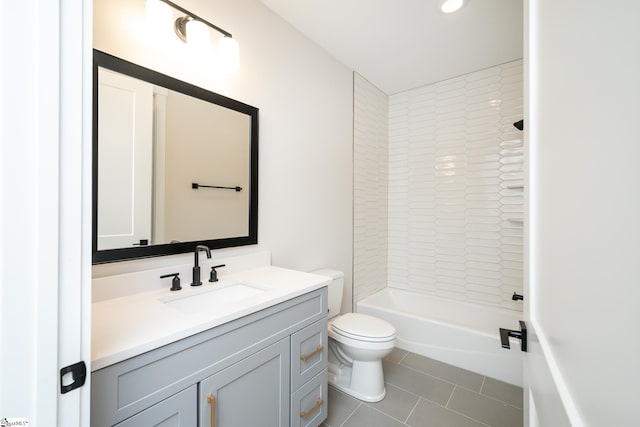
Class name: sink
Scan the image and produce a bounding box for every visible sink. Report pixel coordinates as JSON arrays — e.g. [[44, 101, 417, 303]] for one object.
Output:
[[160, 282, 267, 314]]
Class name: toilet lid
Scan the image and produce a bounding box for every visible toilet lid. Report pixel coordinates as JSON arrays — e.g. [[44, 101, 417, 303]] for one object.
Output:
[[331, 313, 395, 342]]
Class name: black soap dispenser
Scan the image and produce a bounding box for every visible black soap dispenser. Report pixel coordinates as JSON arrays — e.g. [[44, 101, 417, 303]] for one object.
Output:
[[160, 273, 182, 291]]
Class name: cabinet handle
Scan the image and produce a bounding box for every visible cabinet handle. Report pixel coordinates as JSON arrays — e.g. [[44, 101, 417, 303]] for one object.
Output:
[[300, 397, 323, 419], [207, 393, 216, 427], [300, 344, 324, 362]]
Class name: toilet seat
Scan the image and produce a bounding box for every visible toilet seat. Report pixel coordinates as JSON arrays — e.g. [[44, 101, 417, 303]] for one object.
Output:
[[331, 313, 395, 342]]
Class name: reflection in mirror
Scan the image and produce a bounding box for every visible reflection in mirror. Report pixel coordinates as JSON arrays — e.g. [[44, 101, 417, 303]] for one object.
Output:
[[93, 50, 258, 264]]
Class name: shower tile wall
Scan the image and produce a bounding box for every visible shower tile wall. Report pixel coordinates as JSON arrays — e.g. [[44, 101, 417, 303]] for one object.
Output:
[[387, 60, 524, 310], [353, 73, 388, 304]]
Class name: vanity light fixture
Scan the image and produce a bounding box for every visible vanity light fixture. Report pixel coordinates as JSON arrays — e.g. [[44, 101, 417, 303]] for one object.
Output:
[[440, 0, 469, 14], [146, 0, 240, 71]]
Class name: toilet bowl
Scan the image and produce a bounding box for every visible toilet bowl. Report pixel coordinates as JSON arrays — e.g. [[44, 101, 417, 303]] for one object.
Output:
[[312, 269, 396, 402]]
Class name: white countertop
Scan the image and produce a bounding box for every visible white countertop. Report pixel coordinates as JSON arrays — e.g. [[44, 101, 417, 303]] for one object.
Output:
[[92, 266, 329, 371]]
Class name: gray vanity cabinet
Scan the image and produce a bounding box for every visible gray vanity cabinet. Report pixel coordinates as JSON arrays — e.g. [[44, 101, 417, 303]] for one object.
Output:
[[91, 287, 327, 427], [199, 338, 290, 427]]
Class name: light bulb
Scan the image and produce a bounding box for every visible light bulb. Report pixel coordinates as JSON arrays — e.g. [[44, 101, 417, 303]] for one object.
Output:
[[187, 20, 210, 50], [441, 0, 468, 14], [218, 36, 240, 73]]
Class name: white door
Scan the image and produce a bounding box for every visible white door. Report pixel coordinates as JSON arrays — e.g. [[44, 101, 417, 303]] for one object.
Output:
[[97, 69, 154, 250], [1, 0, 91, 426], [524, 1, 640, 425]]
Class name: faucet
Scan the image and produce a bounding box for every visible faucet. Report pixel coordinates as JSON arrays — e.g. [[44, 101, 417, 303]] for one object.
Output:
[[191, 245, 211, 286]]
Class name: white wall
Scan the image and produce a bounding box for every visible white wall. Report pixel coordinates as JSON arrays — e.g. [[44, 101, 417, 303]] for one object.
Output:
[[353, 73, 388, 305], [387, 61, 524, 311], [528, 1, 640, 425], [92, 0, 354, 310]]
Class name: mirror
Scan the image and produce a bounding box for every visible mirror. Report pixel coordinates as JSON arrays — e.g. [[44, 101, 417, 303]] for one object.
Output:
[[93, 50, 258, 264]]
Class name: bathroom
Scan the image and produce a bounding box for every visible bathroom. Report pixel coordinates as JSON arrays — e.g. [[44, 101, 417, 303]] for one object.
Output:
[[2, 0, 639, 426]]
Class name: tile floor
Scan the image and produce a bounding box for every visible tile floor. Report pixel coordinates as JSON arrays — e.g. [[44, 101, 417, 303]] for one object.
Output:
[[321, 348, 523, 427]]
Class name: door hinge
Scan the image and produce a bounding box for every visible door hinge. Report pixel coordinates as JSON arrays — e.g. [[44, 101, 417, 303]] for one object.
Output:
[[60, 361, 87, 394]]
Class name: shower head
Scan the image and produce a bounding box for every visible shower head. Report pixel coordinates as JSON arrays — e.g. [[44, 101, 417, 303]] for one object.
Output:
[[513, 120, 524, 131]]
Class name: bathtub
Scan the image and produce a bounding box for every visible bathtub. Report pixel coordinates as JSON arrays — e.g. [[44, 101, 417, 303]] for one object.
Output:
[[357, 288, 523, 386]]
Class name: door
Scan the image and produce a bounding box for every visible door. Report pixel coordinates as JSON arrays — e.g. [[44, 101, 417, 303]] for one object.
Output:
[[97, 68, 154, 250], [199, 339, 290, 427], [1, 0, 91, 425], [524, 1, 640, 426]]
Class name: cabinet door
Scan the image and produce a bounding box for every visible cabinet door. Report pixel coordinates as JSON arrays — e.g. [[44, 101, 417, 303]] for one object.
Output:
[[116, 385, 196, 427], [200, 338, 290, 427]]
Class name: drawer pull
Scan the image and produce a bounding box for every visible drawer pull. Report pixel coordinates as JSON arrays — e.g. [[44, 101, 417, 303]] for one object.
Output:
[[300, 397, 323, 419], [207, 394, 216, 427], [300, 344, 324, 362]]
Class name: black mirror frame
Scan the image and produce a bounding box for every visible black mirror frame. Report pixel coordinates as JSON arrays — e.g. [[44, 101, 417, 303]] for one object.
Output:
[[92, 49, 258, 264]]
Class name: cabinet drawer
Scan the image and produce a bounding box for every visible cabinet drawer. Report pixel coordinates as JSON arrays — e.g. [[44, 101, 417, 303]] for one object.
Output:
[[291, 318, 328, 391], [115, 385, 196, 427], [291, 369, 328, 427]]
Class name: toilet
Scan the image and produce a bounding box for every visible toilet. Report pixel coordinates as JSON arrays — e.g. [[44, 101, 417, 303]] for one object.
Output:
[[312, 269, 396, 402]]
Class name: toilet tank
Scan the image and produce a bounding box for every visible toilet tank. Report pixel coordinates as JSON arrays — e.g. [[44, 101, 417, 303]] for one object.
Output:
[[311, 269, 344, 318]]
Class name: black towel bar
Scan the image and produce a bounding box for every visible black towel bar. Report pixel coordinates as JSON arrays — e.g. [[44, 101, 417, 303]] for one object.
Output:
[[192, 182, 242, 192]]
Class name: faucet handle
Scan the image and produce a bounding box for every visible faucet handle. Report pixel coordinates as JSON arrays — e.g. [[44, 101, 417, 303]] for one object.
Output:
[[160, 273, 181, 291], [209, 264, 226, 283]]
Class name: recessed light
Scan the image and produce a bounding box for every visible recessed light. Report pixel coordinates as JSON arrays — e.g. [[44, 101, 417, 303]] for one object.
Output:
[[440, 0, 469, 14]]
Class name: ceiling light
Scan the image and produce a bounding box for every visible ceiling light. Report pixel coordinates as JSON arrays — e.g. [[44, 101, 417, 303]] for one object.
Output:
[[440, 0, 469, 14]]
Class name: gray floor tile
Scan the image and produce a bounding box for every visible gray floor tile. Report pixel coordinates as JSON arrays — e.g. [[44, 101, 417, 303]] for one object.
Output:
[[342, 405, 406, 427], [401, 353, 484, 392], [448, 386, 523, 427], [407, 399, 485, 427], [326, 386, 361, 427], [481, 377, 523, 409], [366, 383, 419, 423], [384, 347, 409, 364], [383, 361, 454, 405]]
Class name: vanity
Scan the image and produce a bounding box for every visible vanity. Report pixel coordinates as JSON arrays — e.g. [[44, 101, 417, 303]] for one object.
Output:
[[91, 258, 329, 427], [90, 46, 329, 426]]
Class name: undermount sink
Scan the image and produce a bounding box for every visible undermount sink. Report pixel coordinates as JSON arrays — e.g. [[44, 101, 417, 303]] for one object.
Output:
[[160, 281, 267, 314]]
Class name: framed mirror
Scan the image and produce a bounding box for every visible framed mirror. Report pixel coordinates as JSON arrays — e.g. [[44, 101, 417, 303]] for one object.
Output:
[[93, 50, 258, 264]]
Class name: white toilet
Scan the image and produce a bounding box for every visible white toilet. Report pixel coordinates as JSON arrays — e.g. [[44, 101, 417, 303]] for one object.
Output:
[[312, 269, 396, 402]]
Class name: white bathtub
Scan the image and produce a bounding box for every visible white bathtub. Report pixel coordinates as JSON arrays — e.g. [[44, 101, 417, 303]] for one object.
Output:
[[357, 288, 523, 386]]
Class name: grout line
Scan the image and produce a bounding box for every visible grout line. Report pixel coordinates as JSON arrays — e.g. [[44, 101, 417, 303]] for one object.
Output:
[[339, 402, 362, 427], [479, 376, 486, 394], [364, 402, 411, 425], [388, 361, 478, 392], [404, 397, 422, 424], [397, 350, 409, 364], [445, 385, 456, 408], [469, 385, 524, 410], [445, 407, 492, 427]]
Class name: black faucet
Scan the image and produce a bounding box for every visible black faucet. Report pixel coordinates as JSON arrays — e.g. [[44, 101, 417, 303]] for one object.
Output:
[[191, 245, 211, 286]]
